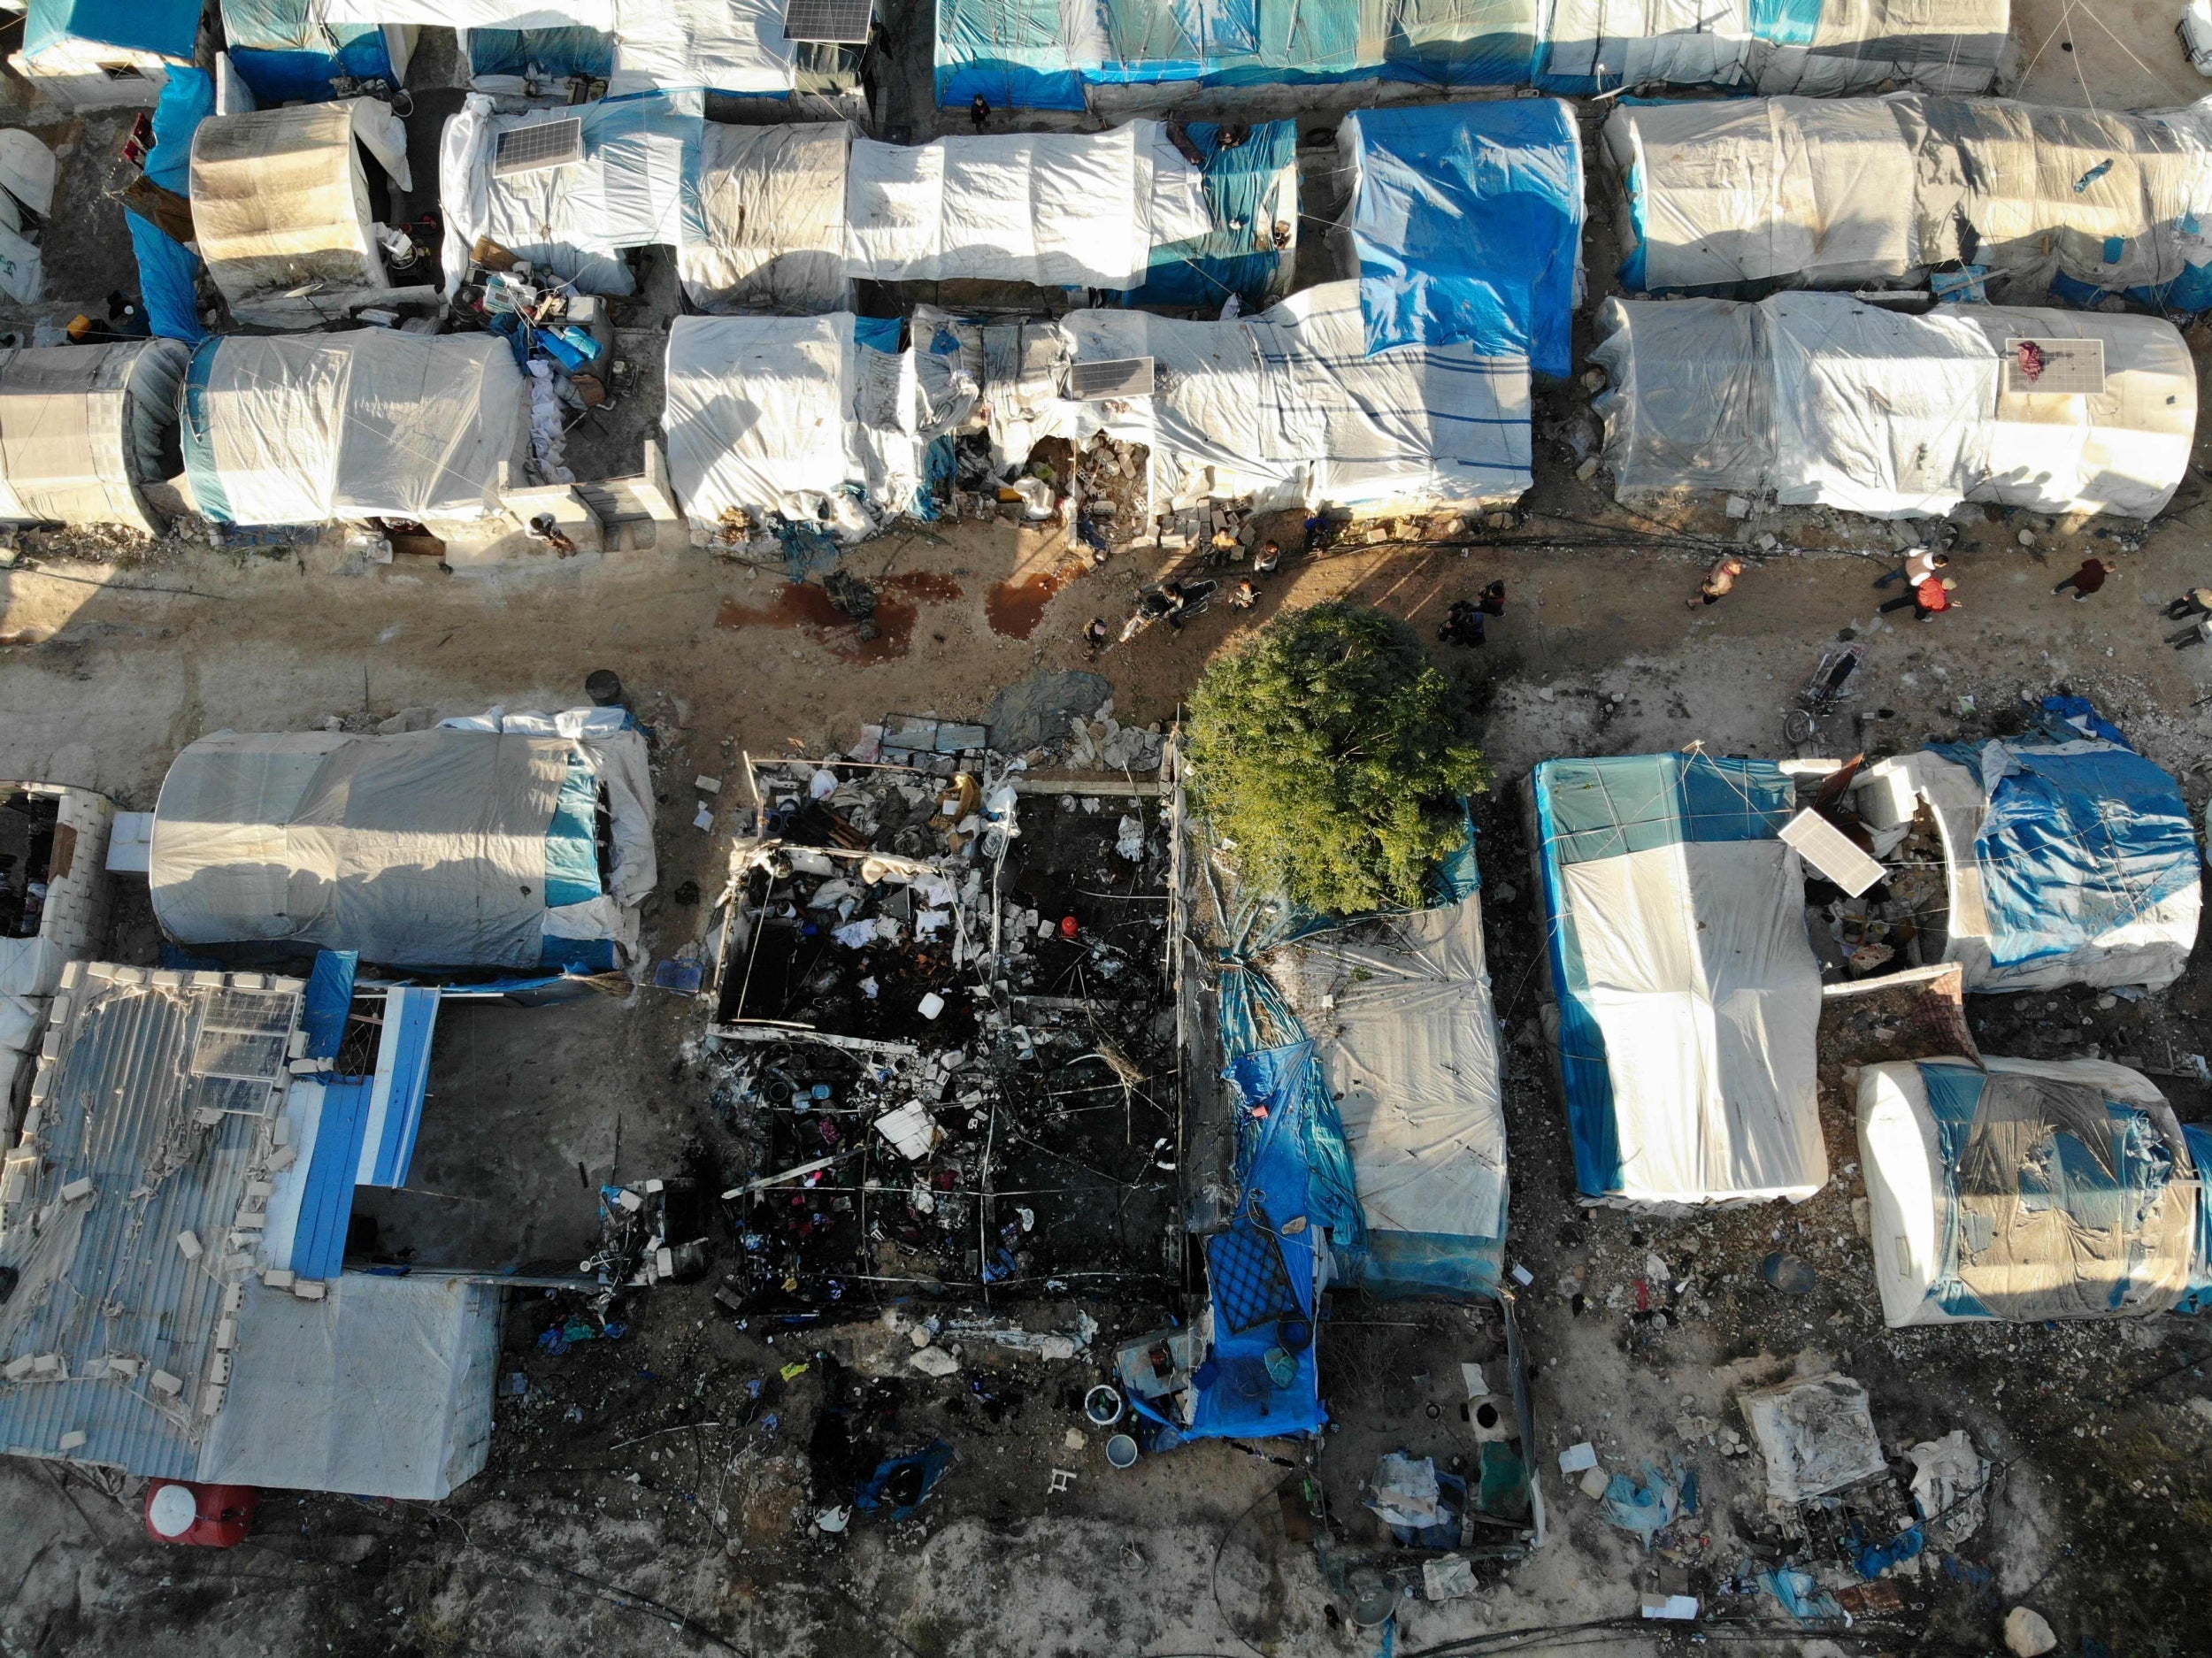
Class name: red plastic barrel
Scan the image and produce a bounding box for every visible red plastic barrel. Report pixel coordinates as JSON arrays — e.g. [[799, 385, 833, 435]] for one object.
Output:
[[143, 1480, 257, 1547]]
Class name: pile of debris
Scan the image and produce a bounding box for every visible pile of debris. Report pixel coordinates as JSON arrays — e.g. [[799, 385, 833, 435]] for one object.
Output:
[[1806, 803, 1949, 980]]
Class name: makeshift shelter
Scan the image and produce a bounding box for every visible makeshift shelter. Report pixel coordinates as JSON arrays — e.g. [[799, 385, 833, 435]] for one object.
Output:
[[0, 964, 503, 1497], [1851, 733, 2201, 994], [921, 281, 1531, 515], [1606, 94, 2212, 309], [0, 784, 114, 1114], [439, 92, 703, 298], [680, 122, 854, 312], [0, 339, 188, 535], [9, 0, 199, 109], [326, 0, 792, 96], [1340, 99, 1582, 378], [149, 708, 657, 974], [1528, 752, 1826, 1206], [190, 99, 415, 328], [934, 0, 2003, 111], [218, 0, 412, 104], [1857, 1057, 2204, 1326], [178, 331, 526, 526], [664, 312, 921, 533], [1590, 295, 2196, 519], [127, 65, 215, 346]]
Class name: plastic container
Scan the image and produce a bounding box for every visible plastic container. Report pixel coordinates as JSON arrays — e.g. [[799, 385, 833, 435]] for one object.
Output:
[[1105, 1433, 1139, 1469], [144, 1480, 257, 1547], [1084, 1384, 1124, 1426]]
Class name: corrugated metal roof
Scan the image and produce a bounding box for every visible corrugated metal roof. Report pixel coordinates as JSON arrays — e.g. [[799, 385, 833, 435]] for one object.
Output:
[[0, 964, 303, 1478]]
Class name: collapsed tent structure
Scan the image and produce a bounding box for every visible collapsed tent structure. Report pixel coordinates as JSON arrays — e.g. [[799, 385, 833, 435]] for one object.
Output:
[[1591, 296, 2196, 519], [148, 708, 657, 974], [0, 339, 188, 535], [934, 0, 2004, 111], [1607, 95, 2212, 309], [9, 0, 200, 109], [178, 330, 526, 526], [0, 785, 114, 1117], [217, 0, 413, 104], [190, 100, 415, 329], [0, 963, 504, 1498], [1851, 729, 2202, 994], [1528, 752, 1826, 1207], [1857, 1057, 2208, 1326]]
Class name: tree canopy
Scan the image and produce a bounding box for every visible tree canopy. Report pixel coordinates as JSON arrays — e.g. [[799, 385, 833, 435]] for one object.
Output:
[[1186, 602, 1490, 916]]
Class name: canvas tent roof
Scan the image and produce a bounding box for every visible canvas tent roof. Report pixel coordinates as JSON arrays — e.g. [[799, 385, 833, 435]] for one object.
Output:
[[149, 708, 657, 971], [1590, 295, 2195, 520], [178, 330, 526, 526], [933, 0, 2002, 110], [191, 99, 414, 328], [322, 0, 793, 94], [0, 338, 187, 533], [1607, 95, 2212, 310], [680, 121, 854, 313], [1856, 741, 2200, 994], [1857, 1057, 2203, 1326], [219, 0, 409, 104], [1530, 752, 1825, 1206]]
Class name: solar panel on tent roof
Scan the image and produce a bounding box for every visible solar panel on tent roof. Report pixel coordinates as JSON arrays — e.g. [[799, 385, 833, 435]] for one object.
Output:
[[491, 118, 586, 179], [1069, 357, 1156, 399], [783, 0, 872, 42]]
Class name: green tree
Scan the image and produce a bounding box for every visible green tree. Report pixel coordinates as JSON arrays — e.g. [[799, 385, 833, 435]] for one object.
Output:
[[1187, 602, 1489, 915]]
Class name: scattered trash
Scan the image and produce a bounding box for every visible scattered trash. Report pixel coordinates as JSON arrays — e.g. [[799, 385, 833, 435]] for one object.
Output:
[[1757, 1252, 1818, 1294], [1907, 1429, 1990, 1547], [1759, 1568, 1840, 1623], [1557, 1441, 1599, 1475], [1639, 1593, 1698, 1620], [2004, 1606, 2058, 1656], [1422, 1555, 1477, 1601], [1738, 1372, 1887, 1502], [856, 1442, 954, 1520], [1601, 1458, 1684, 1548]]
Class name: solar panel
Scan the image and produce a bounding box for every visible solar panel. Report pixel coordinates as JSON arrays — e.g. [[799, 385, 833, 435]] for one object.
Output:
[[492, 117, 586, 179], [1069, 357, 1156, 399], [783, 0, 872, 42], [2002, 336, 2105, 396]]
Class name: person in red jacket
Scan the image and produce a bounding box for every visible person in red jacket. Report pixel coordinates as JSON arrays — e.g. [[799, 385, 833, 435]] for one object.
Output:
[[1878, 573, 1959, 622], [2053, 557, 2112, 600]]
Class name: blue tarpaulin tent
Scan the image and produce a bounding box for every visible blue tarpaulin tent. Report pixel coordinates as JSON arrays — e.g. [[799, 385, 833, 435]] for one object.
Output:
[[24, 0, 198, 60], [127, 66, 215, 345], [219, 0, 406, 103], [1342, 100, 1581, 378], [1121, 119, 1296, 311]]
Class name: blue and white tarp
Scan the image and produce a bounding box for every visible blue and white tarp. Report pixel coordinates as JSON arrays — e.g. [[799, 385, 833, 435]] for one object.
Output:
[[2185, 1125, 2212, 1317], [1863, 736, 2202, 994], [219, 0, 407, 104], [1342, 100, 1582, 380], [1531, 752, 1825, 1206], [1857, 1057, 2204, 1326]]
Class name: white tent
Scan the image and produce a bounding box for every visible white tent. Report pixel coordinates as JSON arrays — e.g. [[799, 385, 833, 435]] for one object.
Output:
[[1540, 0, 2005, 96], [0, 338, 187, 534], [681, 122, 854, 313], [1858, 1056, 2202, 1327], [150, 707, 657, 971], [664, 312, 920, 532], [180, 331, 527, 527], [191, 99, 415, 329], [323, 0, 795, 95], [1591, 295, 2195, 519]]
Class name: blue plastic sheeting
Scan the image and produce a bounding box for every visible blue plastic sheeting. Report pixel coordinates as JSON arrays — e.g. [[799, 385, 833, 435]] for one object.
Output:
[[469, 26, 618, 83], [303, 949, 360, 1061], [2183, 1125, 2212, 1316], [1926, 739, 2200, 974], [1343, 100, 1581, 378], [178, 338, 232, 518], [1122, 119, 1294, 311], [852, 314, 904, 353], [856, 1441, 955, 1517], [221, 0, 397, 102], [1531, 753, 1797, 1199], [1188, 1034, 1328, 1440], [1749, 0, 1824, 47], [541, 935, 619, 973], [25, 0, 197, 59], [357, 986, 437, 1187], [544, 753, 603, 909], [126, 212, 209, 345], [145, 65, 212, 195], [934, 0, 1087, 110], [294, 1078, 373, 1279], [2033, 693, 2131, 748]]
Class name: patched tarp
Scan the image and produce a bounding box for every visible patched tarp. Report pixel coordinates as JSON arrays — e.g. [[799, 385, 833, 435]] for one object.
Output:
[[1591, 294, 2196, 519], [0, 338, 187, 532], [23, 0, 199, 61], [178, 330, 526, 526], [1531, 751, 1825, 1206], [1866, 740, 2201, 993], [219, 0, 405, 104], [1342, 99, 1582, 378], [680, 121, 854, 312], [1858, 1057, 2202, 1326], [1609, 93, 2212, 310]]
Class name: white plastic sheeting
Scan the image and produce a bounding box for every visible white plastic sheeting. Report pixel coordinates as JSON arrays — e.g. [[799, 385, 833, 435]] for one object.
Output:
[[1542, 0, 2004, 96], [680, 121, 853, 312], [664, 312, 920, 530], [846, 123, 1156, 289], [606, 0, 795, 96], [184, 331, 526, 526], [1591, 295, 2196, 519], [1055, 282, 1532, 512], [196, 1274, 503, 1500], [1857, 1056, 2201, 1327], [1855, 750, 2200, 993], [324, 0, 614, 23], [191, 99, 412, 328], [1555, 839, 1825, 1204], [0, 337, 186, 533]]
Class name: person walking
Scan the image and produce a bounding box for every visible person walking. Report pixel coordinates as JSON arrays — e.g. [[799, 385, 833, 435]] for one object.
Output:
[[2162, 586, 2212, 621], [1687, 556, 1744, 609], [2167, 618, 2210, 650], [2053, 556, 2113, 600], [970, 93, 990, 133], [1476, 579, 1506, 618], [1879, 572, 1959, 622], [1438, 599, 1486, 647], [1874, 547, 1950, 589]]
